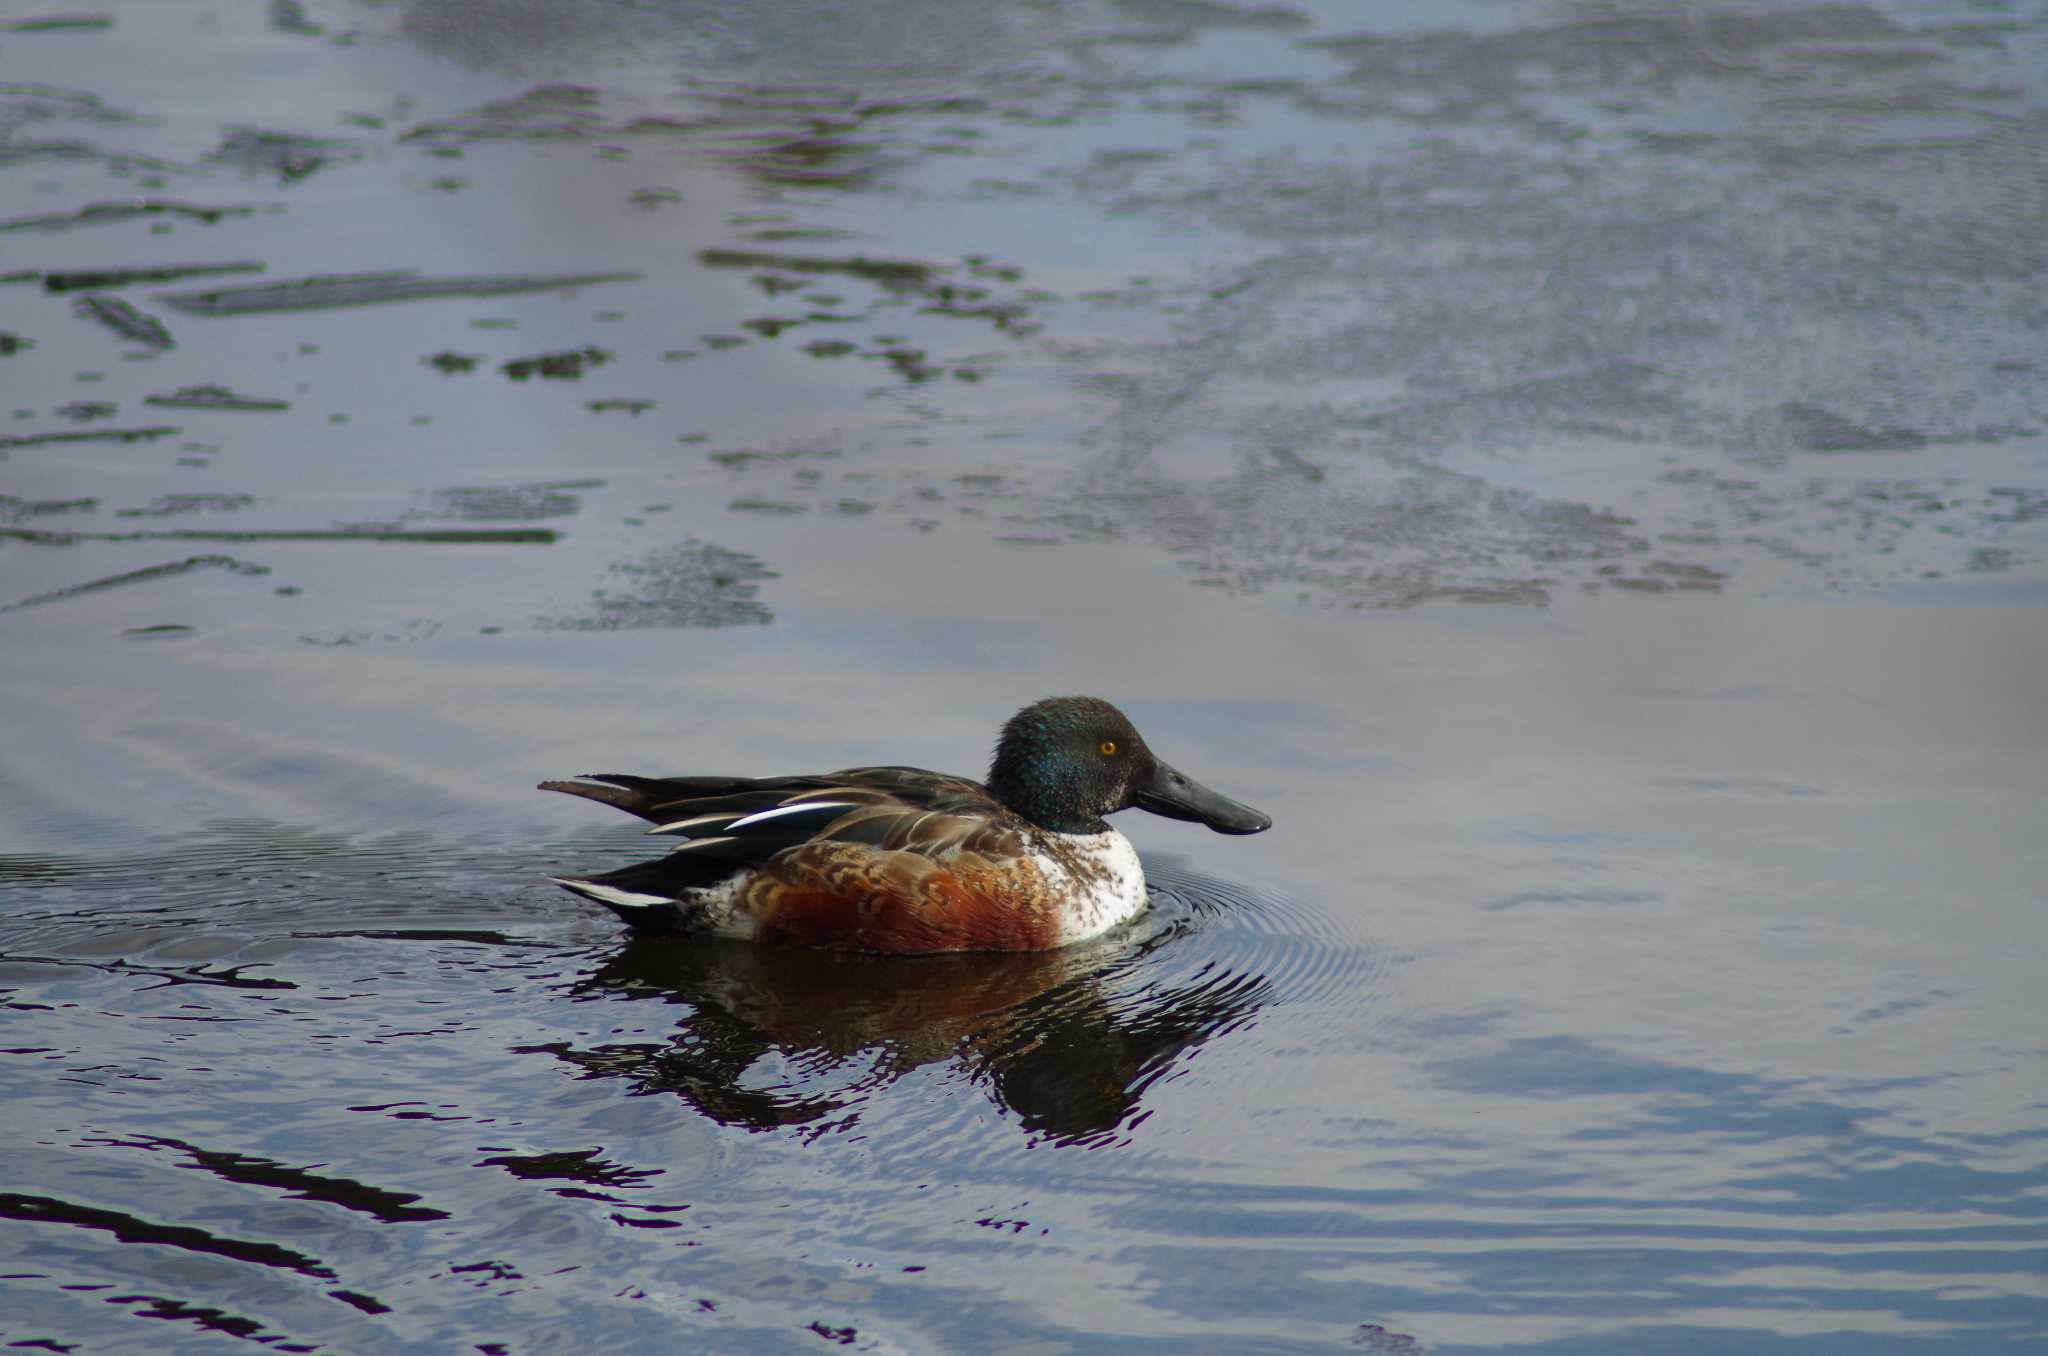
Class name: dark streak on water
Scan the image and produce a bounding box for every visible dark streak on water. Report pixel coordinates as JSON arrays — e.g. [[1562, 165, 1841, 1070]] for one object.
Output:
[[157, 270, 642, 317], [0, 554, 269, 615]]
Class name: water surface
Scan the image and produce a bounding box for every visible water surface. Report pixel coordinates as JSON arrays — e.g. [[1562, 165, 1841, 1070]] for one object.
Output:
[[3, 2, 2045, 1352]]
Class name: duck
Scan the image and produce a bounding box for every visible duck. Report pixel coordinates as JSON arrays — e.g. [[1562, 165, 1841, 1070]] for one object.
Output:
[[540, 695, 1271, 953]]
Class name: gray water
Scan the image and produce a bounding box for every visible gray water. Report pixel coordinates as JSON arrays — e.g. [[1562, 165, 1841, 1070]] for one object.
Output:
[[3, 2, 2045, 1351]]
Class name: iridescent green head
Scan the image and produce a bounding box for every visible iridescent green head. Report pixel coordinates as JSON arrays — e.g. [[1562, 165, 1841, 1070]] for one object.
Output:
[[985, 696, 1271, 837]]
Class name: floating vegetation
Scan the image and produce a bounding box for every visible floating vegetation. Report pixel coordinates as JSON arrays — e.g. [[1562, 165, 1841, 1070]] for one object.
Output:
[[874, 347, 940, 383], [54, 401, 115, 421], [0, 554, 270, 616], [586, 398, 654, 415], [42, 261, 263, 293], [0, 14, 115, 32], [502, 346, 611, 381], [72, 294, 173, 348], [802, 339, 857, 358], [0, 494, 95, 522], [0, 200, 258, 233], [158, 270, 639, 317], [114, 492, 256, 518], [0, 526, 556, 546], [699, 248, 935, 292], [0, 331, 30, 355], [144, 384, 289, 412], [706, 445, 838, 467], [691, 248, 1038, 365], [922, 292, 1029, 330], [423, 350, 481, 374], [0, 425, 179, 453]]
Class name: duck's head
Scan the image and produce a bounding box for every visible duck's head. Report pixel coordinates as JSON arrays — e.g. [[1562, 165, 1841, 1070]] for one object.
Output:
[[986, 696, 1272, 837]]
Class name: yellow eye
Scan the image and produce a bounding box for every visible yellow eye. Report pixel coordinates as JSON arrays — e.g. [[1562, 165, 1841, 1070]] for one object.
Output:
[[1099, 740, 1117, 755]]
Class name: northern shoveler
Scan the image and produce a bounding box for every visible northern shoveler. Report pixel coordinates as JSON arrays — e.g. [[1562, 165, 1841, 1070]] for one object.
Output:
[[540, 695, 1271, 953]]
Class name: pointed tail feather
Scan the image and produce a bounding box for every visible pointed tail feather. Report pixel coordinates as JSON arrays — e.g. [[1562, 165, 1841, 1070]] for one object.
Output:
[[548, 847, 744, 935], [539, 774, 776, 824], [539, 776, 668, 819], [550, 872, 694, 935]]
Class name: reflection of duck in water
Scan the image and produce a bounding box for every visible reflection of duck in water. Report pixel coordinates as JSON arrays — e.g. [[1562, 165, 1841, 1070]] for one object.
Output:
[[541, 696, 1270, 953], [544, 924, 1271, 1144]]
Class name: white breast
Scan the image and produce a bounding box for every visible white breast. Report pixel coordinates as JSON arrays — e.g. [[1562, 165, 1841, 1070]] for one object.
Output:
[[1042, 828, 1148, 945]]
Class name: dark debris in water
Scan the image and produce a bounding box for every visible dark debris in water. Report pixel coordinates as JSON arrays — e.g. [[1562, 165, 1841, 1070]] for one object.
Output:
[[43, 261, 263, 293], [0, 200, 260, 233], [114, 492, 256, 518], [686, 248, 1040, 367], [0, 554, 269, 615], [0, 331, 31, 355], [0, 425, 179, 454], [72, 293, 173, 348], [1, 14, 115, 32], [542, 539, 776, 631], [1, 942, 308, 995], [700, 247, 935, 292], [423, 349, 482, 374], [0, 493, 96, 521], [1, 525, 555, 546], [144, 384, 289, 412], [158, 270, 640, 317], [502, 346, 612, 381], [707, 444, 838, 467]]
